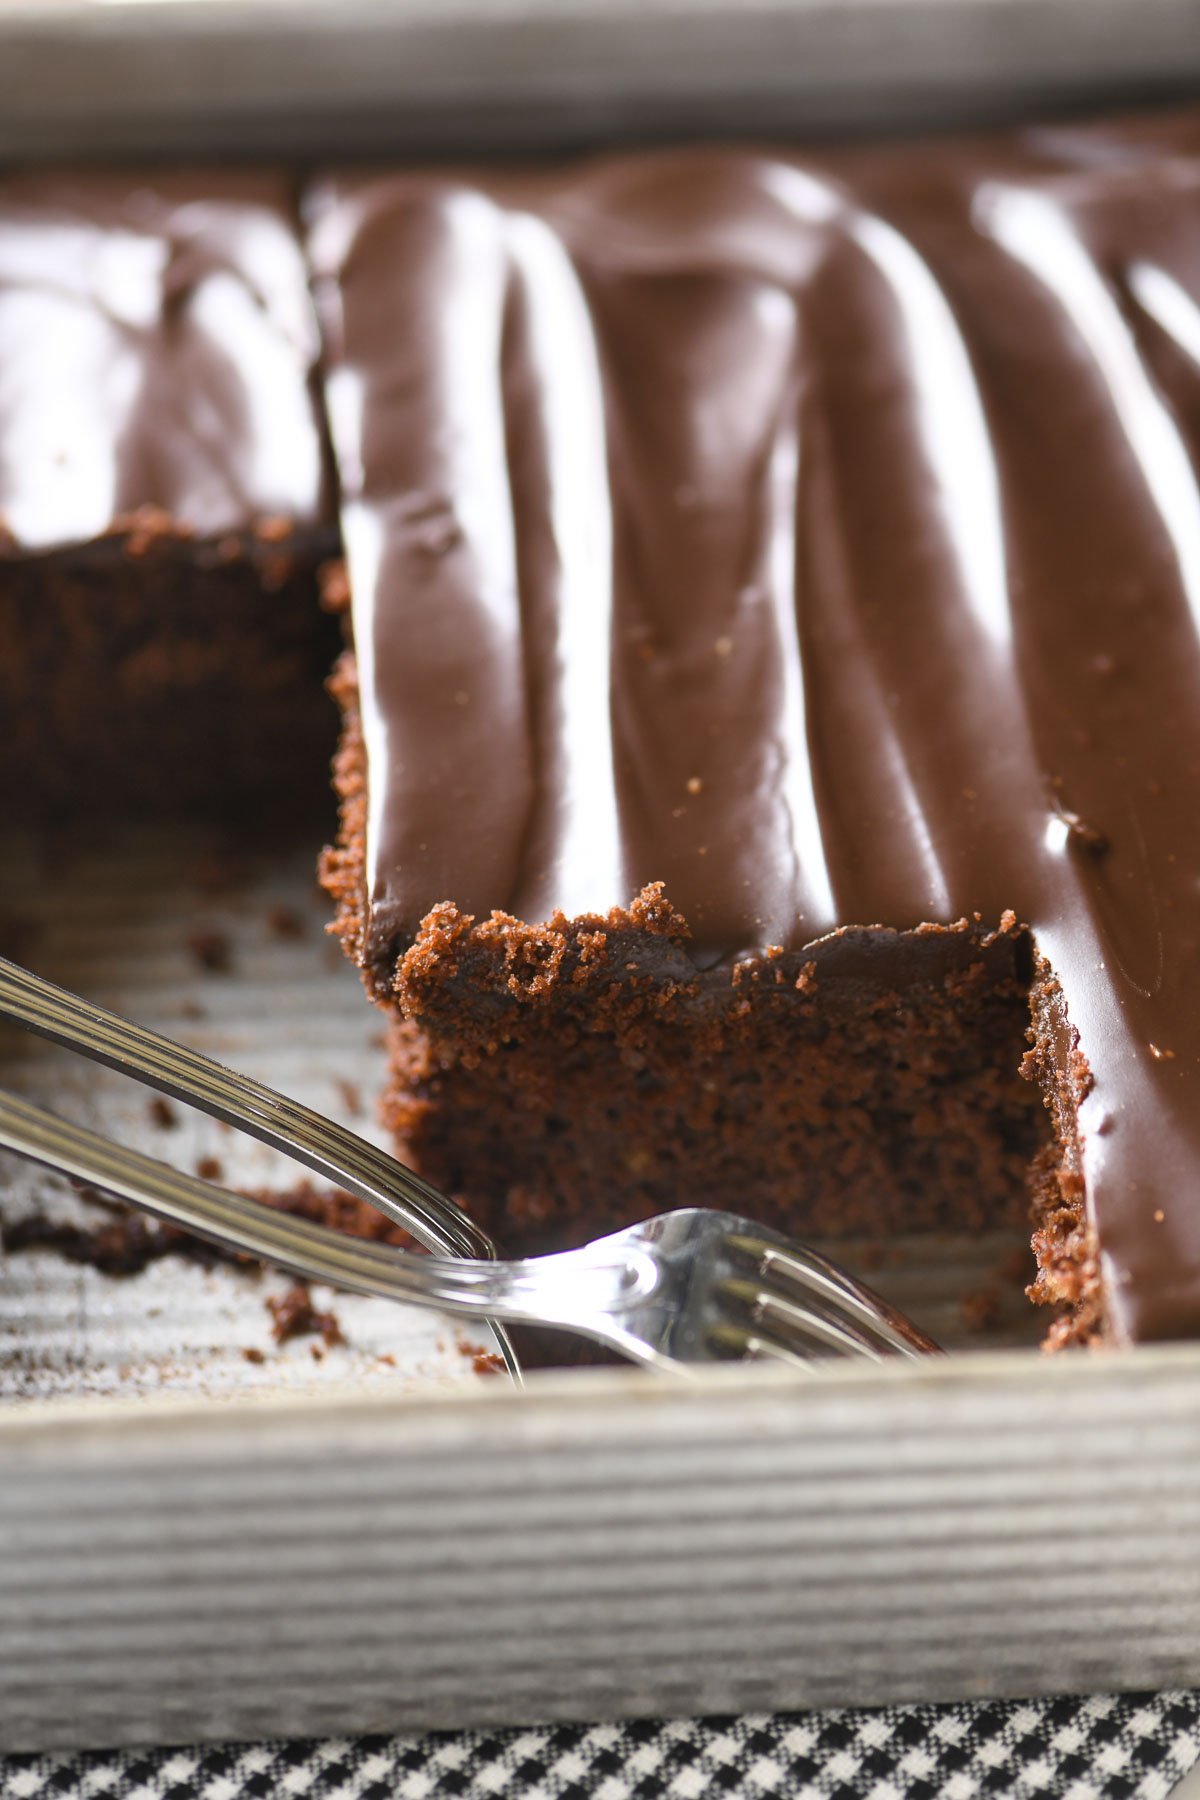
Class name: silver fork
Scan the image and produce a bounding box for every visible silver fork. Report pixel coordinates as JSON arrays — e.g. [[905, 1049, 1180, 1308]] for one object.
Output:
[[0, 957, 941, 1375]]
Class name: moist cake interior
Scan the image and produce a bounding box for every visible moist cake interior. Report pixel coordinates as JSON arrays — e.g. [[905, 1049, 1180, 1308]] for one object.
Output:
[[1, 534, 342, 825], [323, 656, 1053, 1259]]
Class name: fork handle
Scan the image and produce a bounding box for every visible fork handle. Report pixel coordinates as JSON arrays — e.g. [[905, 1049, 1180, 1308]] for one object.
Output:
[[0, 955, 525, 1378], [0, 1088, 646, 1339], [0, 956, 488, 1260]]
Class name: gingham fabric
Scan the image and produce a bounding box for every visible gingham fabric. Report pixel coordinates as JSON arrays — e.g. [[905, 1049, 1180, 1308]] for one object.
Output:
[[4, 1694, 1200, 1800]]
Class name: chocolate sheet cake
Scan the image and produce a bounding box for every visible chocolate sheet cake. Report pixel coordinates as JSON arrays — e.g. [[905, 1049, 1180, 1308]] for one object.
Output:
[[0, 170, 340, 822], [309, 111, 1200, 1347]]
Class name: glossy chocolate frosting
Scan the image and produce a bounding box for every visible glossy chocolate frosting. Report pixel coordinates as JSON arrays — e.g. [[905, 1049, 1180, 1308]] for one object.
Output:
[[308, 111, 1200, 1342], [0, 171, 329, 553]]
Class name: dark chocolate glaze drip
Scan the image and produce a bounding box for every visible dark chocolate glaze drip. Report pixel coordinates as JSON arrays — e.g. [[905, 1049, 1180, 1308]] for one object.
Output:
[[310, 111, 1200, 1343], [0, 170, 329, 550]]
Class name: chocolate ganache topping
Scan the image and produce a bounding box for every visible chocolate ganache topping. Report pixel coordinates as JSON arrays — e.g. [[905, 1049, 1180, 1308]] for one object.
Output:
[[0, 170, 328, 553], [309, 110, 1200, 1342]]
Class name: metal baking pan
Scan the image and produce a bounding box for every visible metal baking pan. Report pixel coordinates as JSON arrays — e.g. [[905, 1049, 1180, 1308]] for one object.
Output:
[[3, 0, 1200, 1754], [0, 0, 1199, 158], [0, 827, 1196, 1744], [8, 1347, 1200, 1751], [3, 799, 1199, 1754]]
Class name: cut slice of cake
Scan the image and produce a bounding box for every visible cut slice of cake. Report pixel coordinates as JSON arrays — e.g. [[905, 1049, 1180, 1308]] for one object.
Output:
[[307, 111, 1200, 1346], [0, 170, 341, 823]]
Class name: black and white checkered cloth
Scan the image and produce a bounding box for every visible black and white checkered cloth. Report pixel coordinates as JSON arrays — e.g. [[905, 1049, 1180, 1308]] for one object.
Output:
[[3, 1694, 1199, 1800]]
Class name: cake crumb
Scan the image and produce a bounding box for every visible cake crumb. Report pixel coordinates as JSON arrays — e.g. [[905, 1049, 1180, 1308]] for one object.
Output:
[[196, 1156, 223, 1182], [242, 1346, 265, 1365], [148, 1096, 178, 1131], [266, 1282, 346, 1348], [457, 1335, 506, 1377], [714, 636, 733, 657], [1062, 810, 1108, 854], [114, 504, 177, 547], [266, 904, 306, 939], [961, 1285, 1003, 1332], [336, 1078, 363, 1117], [1149, 1043, 1176, 1060], [185, 927, 232, 973], [1154, 1209, 1166, 1223], [189, 848, 248, 894], [795, 960, 818, 994], [319, 558, 352, 612], [686, 776, 703, 795]]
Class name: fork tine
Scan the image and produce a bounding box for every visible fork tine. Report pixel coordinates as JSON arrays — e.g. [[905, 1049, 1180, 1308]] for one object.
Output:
[[726, 1231, 877, 1309], [719, 1275, 890, 1361], [726, 1231, 942, 1357], [705, 1320, 823, 1368], [756, 1291, 890, 1361]]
